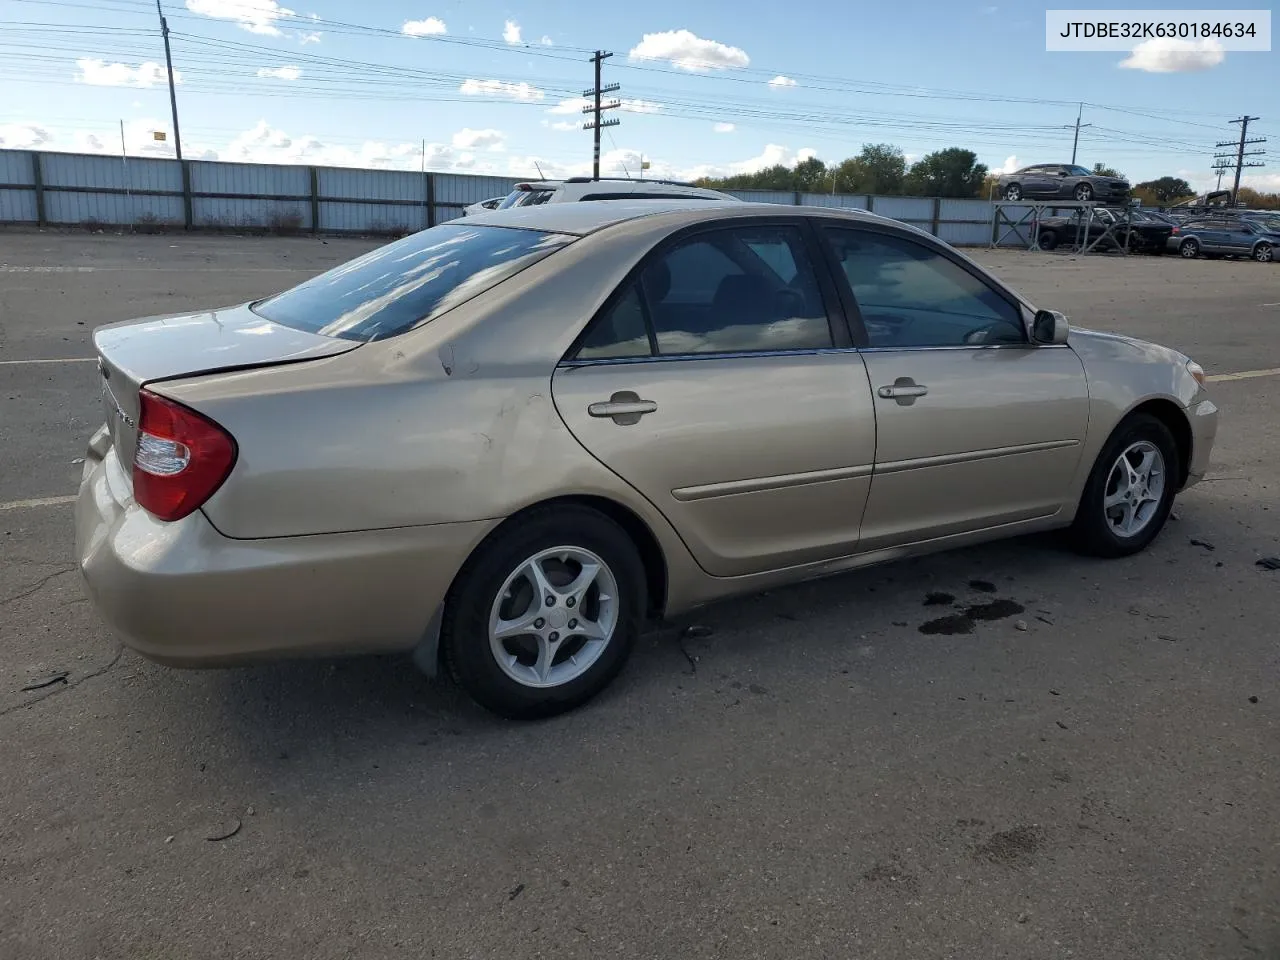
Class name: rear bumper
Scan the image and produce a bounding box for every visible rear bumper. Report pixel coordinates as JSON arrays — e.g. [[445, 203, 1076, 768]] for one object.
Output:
[[75, 429, 496, 666], [1183, 398, 1218, 488]]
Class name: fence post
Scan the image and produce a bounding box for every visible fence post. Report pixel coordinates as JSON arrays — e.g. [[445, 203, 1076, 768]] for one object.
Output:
[[425, 172, 436, 228], [180, 159, 193, 230], [31, 151, 46, 227], [309, 166, 320, 234], [866, 194, 874, 213], [931, 197, 941, 237], [793, 190, 801, 207]]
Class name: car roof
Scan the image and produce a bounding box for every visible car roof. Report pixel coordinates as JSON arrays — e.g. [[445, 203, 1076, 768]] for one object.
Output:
[[461, 199, 899, 237]]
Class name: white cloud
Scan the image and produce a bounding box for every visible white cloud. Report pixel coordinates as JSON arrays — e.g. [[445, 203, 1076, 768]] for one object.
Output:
[[679, 143, 814, 182], [768, 75, 796, 88], [299, 31, 321, 44], [540, 35, 553, 45], [459, 78, 544, 101], [451, 127, 505, 150], [713, 122, 735, 133], [996, 155, 1019, 174], [623, 98, 662, 114], [628, 29, 749, 71], [75, 58, 177, 88], [402, 16, 446, 36], [256, 65, 301, 80], [1119, 38, 1224, 73], [0, 123, 52, 149], [547, 96, 588, 115], [185, 0, 294, 36], [503, 19, 521, 44], [543, 120, 579, 132]]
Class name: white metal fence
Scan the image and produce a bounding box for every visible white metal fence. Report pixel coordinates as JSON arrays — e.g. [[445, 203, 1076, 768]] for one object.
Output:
[[0, 149, 1013, 244]]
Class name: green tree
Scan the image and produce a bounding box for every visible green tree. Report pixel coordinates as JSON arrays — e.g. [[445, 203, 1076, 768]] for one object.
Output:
[[1091, 163, 1124, 178], [904, 148, 988, 198], [852, 143, 907, 194], [1134, 177, 1194, 203], [792, 155, 829, 192]]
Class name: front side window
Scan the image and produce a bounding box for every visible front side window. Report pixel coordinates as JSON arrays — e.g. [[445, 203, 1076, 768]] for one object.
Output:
[[823, 228, 1024, 348], [254, 224, 572, 342], [572, 224, 832, 359], [1066, 165, 1092, 177]]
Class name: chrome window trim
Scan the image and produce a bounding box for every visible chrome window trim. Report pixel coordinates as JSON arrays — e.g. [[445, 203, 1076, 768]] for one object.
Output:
[[558, 342, 1069, 369]]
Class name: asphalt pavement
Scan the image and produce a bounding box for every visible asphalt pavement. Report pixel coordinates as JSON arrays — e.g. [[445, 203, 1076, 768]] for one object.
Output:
[[2, 231, 1277, 960]]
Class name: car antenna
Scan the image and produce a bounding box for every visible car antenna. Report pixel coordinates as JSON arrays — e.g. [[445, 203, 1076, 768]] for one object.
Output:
[[533, 161, 547, 181]]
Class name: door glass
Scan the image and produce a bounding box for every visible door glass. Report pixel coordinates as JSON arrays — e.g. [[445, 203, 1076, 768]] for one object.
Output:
[[575, 284, 652, 360], [824, 229, 1025, 348], [642, 225, 832, 355]]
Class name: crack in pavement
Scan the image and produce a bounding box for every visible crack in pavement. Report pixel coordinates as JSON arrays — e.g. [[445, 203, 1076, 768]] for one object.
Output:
[[0, 645, 125, 719], [0, 565, 78, 608]]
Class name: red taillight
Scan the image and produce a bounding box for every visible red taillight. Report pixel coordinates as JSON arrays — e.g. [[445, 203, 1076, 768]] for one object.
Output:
[[133, 390, 236, 522], [1171, 226, 1180, 234]]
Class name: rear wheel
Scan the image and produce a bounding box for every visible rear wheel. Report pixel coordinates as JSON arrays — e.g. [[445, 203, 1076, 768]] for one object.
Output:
[[1255, 242, 1274, 263], [1069, 413, 1179, 558], [1037, 230, 1059, 251], [1074, 183, 1094, 202], [1179, 238, 1200, 259], [442, 505, 646, 720], [1003, 184, 1023, 201]]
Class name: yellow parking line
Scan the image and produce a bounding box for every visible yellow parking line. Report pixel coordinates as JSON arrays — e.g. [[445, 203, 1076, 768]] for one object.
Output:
[[1207, 367, 1280, 383], [0, 495, 79, 512]]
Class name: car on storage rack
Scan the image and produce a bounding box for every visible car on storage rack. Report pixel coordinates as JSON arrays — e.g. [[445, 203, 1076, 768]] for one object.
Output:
[[997, 164, 1130, 203], [463, 196, 505, 216], [76, 200, 1217, 720], [496, 177, 739, 209], [1034, 207, 1173, 253], [1169, 216, 1280, 262]]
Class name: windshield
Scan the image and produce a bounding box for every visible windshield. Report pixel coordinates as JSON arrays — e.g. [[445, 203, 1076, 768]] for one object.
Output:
[[497, 188, 554, 210], [1066, 165, 1093, 177], [253, 224, 573, 342]]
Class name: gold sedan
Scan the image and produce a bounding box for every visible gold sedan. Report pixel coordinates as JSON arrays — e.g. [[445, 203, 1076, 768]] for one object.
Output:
[[76, 202, 1218, 718]]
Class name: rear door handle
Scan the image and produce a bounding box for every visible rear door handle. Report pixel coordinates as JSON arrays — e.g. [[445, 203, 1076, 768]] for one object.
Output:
[[588, 391, 657, 425], [877, 378, 928, 406]]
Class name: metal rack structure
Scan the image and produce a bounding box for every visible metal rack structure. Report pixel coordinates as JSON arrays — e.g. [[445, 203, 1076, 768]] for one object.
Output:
[[989, 200, 1146, 254]]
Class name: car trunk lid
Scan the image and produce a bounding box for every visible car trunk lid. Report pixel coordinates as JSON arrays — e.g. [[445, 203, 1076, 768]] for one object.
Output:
[[93, 303, 357, 482]]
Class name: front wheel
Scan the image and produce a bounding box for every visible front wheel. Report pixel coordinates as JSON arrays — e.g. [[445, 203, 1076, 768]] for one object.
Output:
[[1255, 242, 1274, 263], [441, 505, 646, 720], [1037, 230, 1059, 251], [1068, 413, 1180, 558]]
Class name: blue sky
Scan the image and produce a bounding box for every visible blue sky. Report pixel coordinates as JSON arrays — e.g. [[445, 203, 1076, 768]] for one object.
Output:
[[0, 0, 1275, 191]]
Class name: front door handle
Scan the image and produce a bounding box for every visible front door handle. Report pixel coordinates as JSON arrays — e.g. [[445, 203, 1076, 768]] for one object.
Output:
[[588, 390, 657, 425], [877, 377, 928, 406]]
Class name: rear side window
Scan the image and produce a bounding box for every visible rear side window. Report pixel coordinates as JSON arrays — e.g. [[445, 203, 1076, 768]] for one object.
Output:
[[497, 189, 555, 210], [254, 224, 572, 342]]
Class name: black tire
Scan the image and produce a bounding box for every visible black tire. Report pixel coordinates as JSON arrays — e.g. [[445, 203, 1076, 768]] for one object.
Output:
[[1074, 183, 1094, 202], [1003, 184, 1022, 201], [1179, 238, 1200, 259], [441, 504, 646, 720], [1068, 413, 1180, 558], [1037, 230, 1059, 251], [1254, 242, 1274, 263]]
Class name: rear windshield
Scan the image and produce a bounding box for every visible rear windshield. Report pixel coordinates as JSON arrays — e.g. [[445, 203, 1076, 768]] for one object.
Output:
[[253, 224, 572, 342], [497, 188, 554, 210]]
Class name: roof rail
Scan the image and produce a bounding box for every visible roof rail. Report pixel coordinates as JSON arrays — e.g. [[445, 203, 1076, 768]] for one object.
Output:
[[563, 176, 698, 187]]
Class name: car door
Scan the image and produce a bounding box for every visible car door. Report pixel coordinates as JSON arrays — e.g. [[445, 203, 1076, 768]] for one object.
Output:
[[552, 220, 877, 577], [1022, 165, 1053, 198], [1223, 220, 1255, 254], [818, 225, 1091, 550]]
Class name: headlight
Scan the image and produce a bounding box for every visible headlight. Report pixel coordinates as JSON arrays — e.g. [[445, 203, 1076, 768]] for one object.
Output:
[[1186, 360, 1206, 387]]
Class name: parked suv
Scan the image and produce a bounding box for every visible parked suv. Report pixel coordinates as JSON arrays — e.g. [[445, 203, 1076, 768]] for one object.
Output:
[[495, 177, 739, 209], [998, 164, 1130, 203], [1170, 217, 1280, 262]]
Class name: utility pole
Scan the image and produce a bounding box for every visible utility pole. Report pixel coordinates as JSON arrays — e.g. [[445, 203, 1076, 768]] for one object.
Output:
[[582, 50, 619, 180], [1214, 116, 1265, 206], [1069, 102, 1092, 165], [156, 0, 183, 162]]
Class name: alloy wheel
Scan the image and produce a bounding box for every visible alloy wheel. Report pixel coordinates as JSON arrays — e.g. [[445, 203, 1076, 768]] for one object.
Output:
[[1103, 441, 1166, 538]]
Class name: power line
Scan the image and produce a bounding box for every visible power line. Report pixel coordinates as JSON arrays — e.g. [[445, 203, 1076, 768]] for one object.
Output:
[[582, 51, 620, 179], [1214, 116, 1265, 204]]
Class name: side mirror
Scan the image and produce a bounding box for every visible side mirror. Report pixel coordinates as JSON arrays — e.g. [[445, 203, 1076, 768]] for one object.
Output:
[[1033, 309, 1070, 344]]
